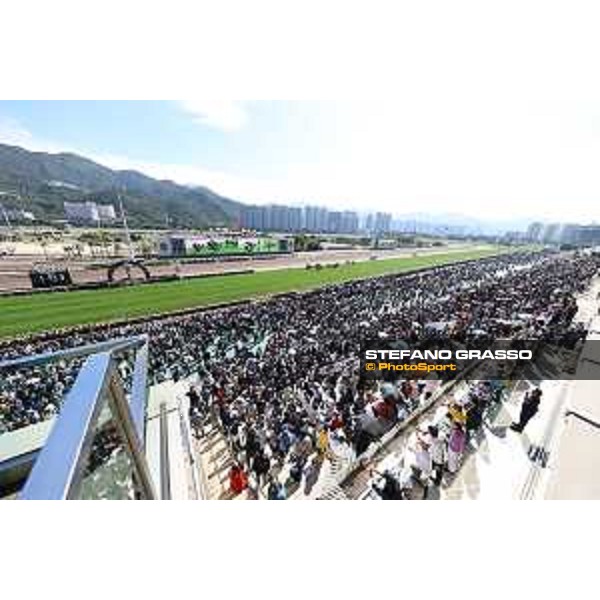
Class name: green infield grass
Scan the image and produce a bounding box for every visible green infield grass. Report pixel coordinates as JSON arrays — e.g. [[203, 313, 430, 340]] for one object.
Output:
[[0, 246, 506, 339]]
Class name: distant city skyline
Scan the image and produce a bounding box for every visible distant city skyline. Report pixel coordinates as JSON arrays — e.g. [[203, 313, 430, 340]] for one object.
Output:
[[2, 100, 600, 224]]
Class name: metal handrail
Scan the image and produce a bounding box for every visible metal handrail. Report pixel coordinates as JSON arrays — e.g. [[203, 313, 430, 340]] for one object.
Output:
[[565, 409, 600, 430], [0, 335, 148, 371], [159, 402, 171, 500], [130, 341, 149, 444], [177, 398, 204, 500]]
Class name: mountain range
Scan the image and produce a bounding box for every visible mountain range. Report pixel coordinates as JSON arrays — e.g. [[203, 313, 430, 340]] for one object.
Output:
[[0, 142, 538, 234], [0, 143, 242, 228]]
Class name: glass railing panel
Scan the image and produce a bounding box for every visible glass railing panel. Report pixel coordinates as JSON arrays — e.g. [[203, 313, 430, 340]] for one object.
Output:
[[74, 390, 143, 500]]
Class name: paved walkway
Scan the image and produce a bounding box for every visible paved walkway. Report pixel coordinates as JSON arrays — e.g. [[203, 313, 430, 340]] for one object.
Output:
[[444, 276, 600, 500], [442, 379, 570, 500], [544, 277, 600, 498]]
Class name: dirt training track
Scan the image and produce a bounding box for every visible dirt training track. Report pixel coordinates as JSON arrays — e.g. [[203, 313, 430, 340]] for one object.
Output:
[[0, 244, 476, 293]]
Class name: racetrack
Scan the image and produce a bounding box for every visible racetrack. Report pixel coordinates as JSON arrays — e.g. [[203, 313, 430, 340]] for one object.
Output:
[[0, 243, 476, 291], [0, 246, 504, 339]]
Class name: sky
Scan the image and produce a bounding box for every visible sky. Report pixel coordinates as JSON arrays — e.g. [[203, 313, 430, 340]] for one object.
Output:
[[2, 94, 600, 224]]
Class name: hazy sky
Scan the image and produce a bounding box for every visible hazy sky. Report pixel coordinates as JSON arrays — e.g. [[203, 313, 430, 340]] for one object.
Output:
[[1, 89, 600, 223]]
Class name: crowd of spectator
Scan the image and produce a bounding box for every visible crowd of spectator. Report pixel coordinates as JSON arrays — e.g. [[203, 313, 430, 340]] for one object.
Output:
[[369, 379, 508, 500]]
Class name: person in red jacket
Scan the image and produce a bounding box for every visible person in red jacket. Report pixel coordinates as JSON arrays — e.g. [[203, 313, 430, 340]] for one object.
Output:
[[229, 463, 248, 496], [373, 397, 397, 422]]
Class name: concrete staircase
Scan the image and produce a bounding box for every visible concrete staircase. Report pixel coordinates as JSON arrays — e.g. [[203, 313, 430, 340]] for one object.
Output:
[[194, 421, 236, 499]]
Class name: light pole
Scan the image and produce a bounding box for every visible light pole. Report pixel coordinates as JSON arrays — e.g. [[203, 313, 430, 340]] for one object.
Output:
[[0, 202, 12, 231], [118, 190, 135, 261]]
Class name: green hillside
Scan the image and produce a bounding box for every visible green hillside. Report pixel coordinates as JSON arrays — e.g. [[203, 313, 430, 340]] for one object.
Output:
[[0, 143, 242, 228]]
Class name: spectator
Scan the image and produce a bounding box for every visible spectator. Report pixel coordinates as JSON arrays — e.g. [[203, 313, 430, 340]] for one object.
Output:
[[510, 388, 543, 433]]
